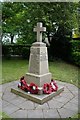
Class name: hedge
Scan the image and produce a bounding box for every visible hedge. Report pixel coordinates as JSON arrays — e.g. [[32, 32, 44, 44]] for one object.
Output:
[[2, 44, 31, 59], [70, 40, 80, 66]]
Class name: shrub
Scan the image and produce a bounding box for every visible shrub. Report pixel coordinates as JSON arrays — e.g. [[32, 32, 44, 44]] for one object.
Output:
[[2, 45, 11, 59], [2, 44, 31, 59], [21, 47, 30, 59], [70, 40, 80, 66], [71, 51, 80, 66]]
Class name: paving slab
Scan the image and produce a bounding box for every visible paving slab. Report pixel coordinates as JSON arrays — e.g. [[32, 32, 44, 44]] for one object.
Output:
[[27, 109, 43, 118], [1, 80, 79, 118], [63, 101, 78, 113], [43, 109, 60, 118], [2, 100, 10, 108], [35, 102, 49, 110], [19, 100, 35, 110], [48, 99, 64, 109], [3, 103, 19, 115], [10, 109, 28, 118], [57, 107, 76, 118], [53, 95, 71, 104], [9, 96, 27, 106]]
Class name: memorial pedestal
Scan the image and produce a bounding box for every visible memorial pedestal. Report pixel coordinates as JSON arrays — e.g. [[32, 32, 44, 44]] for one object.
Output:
[[25, 42, 52, 87]]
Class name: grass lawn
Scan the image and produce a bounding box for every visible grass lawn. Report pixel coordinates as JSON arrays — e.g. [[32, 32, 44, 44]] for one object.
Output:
[[2, 58, 79, 88], [49, 60, 79, 88]]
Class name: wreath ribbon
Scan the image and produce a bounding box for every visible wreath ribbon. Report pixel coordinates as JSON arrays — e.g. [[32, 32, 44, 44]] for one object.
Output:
[[50, 79, 58, 92]]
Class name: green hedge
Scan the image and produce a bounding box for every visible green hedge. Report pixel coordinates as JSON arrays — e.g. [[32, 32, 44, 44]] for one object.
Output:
[[70, 40, 80, 66], [2, 44, 31, 59]]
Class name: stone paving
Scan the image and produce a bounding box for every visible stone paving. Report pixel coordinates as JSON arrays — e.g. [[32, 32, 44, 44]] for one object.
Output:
[[1, 80, 79, 118]]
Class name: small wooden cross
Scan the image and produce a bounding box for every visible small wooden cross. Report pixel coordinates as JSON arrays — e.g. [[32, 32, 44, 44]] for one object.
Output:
[[33, 22, 46, 42]]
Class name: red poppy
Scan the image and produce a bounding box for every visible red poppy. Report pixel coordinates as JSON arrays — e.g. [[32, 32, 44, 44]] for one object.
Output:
[[18, 76, 29, 92], [43, 83, 52, 94], [29, 83, 38, 94]]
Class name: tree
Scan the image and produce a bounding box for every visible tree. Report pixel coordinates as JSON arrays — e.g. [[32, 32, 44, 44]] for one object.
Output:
[[2, 2, 79, 46], [2, 2, 25, 44], [2, 2, 79, 44]]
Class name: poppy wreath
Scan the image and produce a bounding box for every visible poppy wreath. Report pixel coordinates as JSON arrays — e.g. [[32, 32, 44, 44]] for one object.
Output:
[[29, 83, 38, 94], [50, 79, 58, 92], [18, 76, 29, 92], [43, 83, 52, 94]]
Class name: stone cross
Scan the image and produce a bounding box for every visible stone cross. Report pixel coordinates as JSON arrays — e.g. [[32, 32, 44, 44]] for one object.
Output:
[[33, 22, 46, 42]]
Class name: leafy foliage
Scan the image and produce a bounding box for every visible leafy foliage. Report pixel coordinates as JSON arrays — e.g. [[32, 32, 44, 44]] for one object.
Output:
[[2, 2, 79, 44], [70, 40, 80, 66]]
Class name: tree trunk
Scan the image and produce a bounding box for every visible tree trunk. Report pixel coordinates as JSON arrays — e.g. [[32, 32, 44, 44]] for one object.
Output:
[[10, 33, 14, 44]]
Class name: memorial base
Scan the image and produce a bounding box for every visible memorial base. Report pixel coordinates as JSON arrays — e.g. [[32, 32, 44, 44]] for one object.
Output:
[[11, 86, 64, 105], [25, 72, 51, 87]]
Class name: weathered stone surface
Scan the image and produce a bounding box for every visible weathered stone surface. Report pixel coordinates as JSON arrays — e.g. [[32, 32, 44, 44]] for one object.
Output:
[[35, 102, 49, 110], [32, 42, 46, 47], [43, 109, 60, 118], [58, 107, 76, 118], [28, 46, 49, 75], [9, 96, 27, 106], [19, 100, 35, 110], [53, 95, 71, 104], [3, 103, 19, 115], [33, 22, 46, 42], [48, 99, 64, 109], [63, 101, 78, 113], [27, 109, 44, 118], [10, 109, 28, 118], [25, 45, 52, 87], [2, 100, 10, 108], [2, 92, 17, 101], [25, 72, 51, 87]]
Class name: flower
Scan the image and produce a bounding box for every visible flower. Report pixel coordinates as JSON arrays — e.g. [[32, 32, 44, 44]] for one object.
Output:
[[18, 76, 29, 92], [29, 83, 38, 94], [43, 83, 52, 94]]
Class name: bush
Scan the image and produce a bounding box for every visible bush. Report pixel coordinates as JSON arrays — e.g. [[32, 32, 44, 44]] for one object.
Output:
[[48, 36, 71, 61], [21, 47, 30, 59], [2, 44, 31, 59], [70, 40, 80, 66], [2, 45, 12, 59], [71, 51, 80, 66]]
